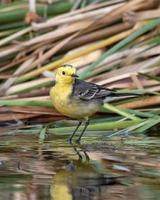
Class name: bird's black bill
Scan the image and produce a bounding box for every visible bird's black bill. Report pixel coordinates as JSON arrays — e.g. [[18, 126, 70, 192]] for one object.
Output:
[[71, 74, 79, 78]]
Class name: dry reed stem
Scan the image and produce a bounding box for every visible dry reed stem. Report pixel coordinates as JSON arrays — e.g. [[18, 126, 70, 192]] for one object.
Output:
[[32, 3, 124, 30], [61, 23, 133, 52], [69, 49, 103, 68], [6, 78, 52, 95], [123, 9, 160, 23], [0, 57, 36, 94], [23, 32, 79, 73], [0, 106, 60, 115], [119, 96, 160, 109], [33, 0, 125, 30], [0, 20, 92, 58], [81, 0, 145, 34], [0, 112, 40, 121], [17, 28, 134, 82], [0, 27, 32, 47], [91, 57, 160, 85]]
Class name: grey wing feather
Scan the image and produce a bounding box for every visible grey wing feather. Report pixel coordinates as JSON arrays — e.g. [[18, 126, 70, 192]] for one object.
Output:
[[72, 79, 113, 101]]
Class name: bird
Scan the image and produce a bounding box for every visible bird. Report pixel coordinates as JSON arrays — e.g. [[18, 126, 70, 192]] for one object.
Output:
[[50, 64, 138, 143]]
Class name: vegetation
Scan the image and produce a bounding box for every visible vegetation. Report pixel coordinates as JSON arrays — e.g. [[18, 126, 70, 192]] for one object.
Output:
[[0, 0, 160, 136]]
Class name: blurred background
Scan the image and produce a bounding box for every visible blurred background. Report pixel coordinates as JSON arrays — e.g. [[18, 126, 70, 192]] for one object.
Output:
[[0, 0, 160, 199]]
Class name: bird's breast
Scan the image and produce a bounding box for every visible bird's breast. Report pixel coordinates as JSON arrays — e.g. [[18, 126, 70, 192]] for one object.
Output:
[[50, 84, 100, 119], [50, 83, 72, 109]]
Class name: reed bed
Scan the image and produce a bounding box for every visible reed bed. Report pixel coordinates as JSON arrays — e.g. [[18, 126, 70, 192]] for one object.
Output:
[[0, 0, 160, 135]]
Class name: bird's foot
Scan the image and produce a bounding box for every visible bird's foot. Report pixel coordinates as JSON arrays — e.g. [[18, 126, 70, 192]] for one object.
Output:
[[67, 137, 82, 144], [67, 138, 73, 144], [75, 139, 81, 144]]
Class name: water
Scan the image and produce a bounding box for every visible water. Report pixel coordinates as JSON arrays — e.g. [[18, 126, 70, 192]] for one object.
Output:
[[0, 129, 160, 200]]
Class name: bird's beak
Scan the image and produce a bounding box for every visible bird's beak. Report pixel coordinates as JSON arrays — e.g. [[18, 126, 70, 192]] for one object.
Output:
[[71, 74, 79, 78]]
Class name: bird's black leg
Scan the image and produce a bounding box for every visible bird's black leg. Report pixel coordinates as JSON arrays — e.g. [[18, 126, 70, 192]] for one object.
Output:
[[68, 121, 82, 143], [76, 119, 89, 143]]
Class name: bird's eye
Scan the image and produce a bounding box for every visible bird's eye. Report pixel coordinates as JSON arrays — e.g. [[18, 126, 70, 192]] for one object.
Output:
[[62, 71, 65, 75]]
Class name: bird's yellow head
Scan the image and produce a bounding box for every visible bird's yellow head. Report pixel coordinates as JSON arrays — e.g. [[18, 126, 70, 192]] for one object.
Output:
[[55, 64, 78, 84]]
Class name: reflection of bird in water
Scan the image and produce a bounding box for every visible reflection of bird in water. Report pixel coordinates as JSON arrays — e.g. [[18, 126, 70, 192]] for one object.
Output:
[[50, 145, 121, 200]]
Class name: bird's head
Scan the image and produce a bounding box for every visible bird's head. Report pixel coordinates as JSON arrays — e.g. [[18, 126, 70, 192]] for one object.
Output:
[[56, 64, 78, 84]]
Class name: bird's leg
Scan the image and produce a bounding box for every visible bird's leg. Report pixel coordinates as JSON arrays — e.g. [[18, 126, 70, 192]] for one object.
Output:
[[76, 119, 90, 143], [68, 121, 82, 143]]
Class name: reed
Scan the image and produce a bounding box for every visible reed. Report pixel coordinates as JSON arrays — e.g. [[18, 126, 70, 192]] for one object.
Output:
[[0, 0, 160, 135]]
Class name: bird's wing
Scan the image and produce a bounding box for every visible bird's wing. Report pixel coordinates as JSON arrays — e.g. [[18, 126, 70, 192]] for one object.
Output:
[[72, 79, 114, 101]]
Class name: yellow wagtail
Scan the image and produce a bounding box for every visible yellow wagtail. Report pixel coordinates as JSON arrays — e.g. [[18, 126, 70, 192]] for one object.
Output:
[[50, 64, 137, 143]]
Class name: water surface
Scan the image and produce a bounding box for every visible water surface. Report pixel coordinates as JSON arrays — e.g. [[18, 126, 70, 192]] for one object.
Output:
[[0, 128, 160, 200]]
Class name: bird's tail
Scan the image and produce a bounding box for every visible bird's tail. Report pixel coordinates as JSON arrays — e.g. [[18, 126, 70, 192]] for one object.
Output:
[[104, 92, 140, 103]]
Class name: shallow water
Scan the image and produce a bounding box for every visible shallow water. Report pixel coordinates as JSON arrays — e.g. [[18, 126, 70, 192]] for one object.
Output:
[[0, 129, 160, 200]]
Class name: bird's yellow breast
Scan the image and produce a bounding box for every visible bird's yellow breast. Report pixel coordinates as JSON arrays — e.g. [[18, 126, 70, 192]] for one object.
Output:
[[50, 83, 72, 115], [50, 83, 99, 119]]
